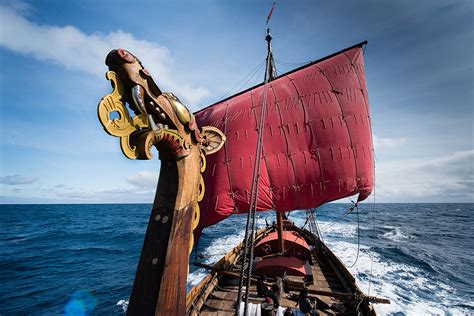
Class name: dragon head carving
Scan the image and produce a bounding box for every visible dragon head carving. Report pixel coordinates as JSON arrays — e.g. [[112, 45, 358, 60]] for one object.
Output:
[[98, 48, 225, 160], [97, 49, 226, 314]]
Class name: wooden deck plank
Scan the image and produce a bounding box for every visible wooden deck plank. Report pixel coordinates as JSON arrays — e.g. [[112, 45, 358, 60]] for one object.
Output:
[[205, 299, 235, 312]]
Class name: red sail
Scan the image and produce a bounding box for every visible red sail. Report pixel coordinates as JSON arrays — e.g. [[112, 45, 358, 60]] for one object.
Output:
[[195, 43, 373, 230]]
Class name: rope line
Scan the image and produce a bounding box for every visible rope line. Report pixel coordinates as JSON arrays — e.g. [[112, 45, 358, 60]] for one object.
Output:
[[274, 58, 312, 66], [320, 202, 356, 232], [218, 60, 265, 101], [243, 58, 272, 316], [347, 203, 360, 268], [235, 37, 273, 316], [368, 152, 377, 295]]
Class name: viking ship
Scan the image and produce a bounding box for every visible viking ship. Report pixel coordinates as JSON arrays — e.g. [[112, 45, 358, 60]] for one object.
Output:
[[98, 22, 390, 315]]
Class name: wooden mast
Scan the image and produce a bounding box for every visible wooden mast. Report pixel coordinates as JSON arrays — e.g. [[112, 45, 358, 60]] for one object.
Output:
[[266, 28, 285, 255], [276, 211, 285, 253]]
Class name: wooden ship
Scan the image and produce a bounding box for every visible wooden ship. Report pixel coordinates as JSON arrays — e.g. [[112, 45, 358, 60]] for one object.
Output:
[[98, 18, 390, 316]]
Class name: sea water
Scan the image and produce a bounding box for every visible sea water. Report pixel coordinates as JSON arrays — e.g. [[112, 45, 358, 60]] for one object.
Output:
[[0, 203, 472, 315]]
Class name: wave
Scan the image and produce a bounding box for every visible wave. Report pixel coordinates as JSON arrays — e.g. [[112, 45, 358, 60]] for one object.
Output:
[[188, 211, 472, 315], [187, 231, 246, 290], [322, 226, 470, 315], [381, 226, 411, 241], [116, 299, 128, 313]]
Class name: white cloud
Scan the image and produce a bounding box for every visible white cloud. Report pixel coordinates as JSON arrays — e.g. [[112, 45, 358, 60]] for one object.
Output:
[[0, 174, 38, 185], [53, 187, 154, 201], [373, 135, 406, 150], [125, 171, 159, 190], [376, 150, 474, 202], [45, 171, 159, 202], [2, 0, 32, 15], [0, 188, 155, 204], [0, 5, 209, 105]]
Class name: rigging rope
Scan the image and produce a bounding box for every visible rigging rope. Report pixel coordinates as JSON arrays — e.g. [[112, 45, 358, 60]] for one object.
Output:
[[320, 202, 357, 233], [235, 32, 274, 316], [274, 58, 312, 67], [347, 203, 360, 268], [368, 160, 377, 295], [218, 60, 265, 101], [316, 201, 361, 269], [314, 210, 324, 244], [305, 208, 320, 241]]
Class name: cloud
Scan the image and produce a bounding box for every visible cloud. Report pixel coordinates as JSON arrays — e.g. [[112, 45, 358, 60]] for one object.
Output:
[[376, 150, 474, 202], [50, 184, 155, 202], [125, 171, 158, 190], [373, 135, 406, 150], [0, 186, 155, 204], [0, 174, 38, 185], [0, 4, 209, 105], [2, 0, 32, 15]]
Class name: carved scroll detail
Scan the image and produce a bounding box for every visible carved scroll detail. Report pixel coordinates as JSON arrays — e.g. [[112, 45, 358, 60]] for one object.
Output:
[[189, 150, 207, 255], [99, 49, 228, 315], [97, 71, 149, 159], [201, 126, 226, 155]]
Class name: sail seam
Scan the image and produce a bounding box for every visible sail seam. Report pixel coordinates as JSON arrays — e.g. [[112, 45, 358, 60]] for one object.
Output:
[[343, 49, 374, 197], [287, 71, 328, 204], [269, 84, 291, 210], [285, 74, 308, 210], [342, 50, 374, 149], [313, 63, 361, 194], [222, 103, 239, 212], [252, 86, 275, 210]]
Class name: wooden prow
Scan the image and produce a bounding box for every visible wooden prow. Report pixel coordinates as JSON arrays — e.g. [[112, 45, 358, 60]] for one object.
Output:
[[128, 149, 200, 315], [97, 49, 226, 316]]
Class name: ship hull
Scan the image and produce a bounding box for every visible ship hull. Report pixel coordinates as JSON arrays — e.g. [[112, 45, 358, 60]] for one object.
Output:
[[186, 223, 376, 315]]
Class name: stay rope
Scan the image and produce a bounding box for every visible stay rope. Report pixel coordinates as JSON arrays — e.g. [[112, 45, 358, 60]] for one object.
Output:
[[320, 201, 357, 232], [347, 203, 360, 268], [235, 31, 273, 316], [368, 158, 377, 295], [218, 60, 266, 101]]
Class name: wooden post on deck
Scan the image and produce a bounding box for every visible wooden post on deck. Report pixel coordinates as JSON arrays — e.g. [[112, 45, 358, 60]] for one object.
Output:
[[276, 211, 285, 253]]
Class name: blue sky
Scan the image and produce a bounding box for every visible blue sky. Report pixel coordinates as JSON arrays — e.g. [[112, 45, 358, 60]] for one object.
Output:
[[0, 0, 472, 203]]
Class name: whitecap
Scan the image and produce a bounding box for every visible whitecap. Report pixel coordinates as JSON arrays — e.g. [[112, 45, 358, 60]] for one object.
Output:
[[116, 299, 128, 313], [186, 212, 471, 315], [382, 226, 410, 241], [186, 231, 246, 291], [324, 237, 470, 315]]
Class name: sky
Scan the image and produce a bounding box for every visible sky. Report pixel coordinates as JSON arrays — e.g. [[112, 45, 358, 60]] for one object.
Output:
[[0, 0, 472, 204]]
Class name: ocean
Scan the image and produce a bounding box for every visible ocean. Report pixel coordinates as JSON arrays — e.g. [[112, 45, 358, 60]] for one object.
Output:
[[0, 203, 472, 315]]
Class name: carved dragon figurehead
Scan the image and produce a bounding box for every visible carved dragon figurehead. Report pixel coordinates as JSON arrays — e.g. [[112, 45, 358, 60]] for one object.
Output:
[[97, 49, 225, 315], [99, 48, 224, 160]]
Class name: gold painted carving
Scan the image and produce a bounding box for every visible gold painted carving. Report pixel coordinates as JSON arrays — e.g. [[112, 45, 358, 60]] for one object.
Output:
[[97, 66, 227, 260], [189, 149, 207, 255], [97, 71, 150, 159], [201, 126, 226, 155], [163, 92, 191, 125]]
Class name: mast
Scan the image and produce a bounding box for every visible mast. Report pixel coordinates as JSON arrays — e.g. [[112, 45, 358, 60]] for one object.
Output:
[[266, 28, 277, 81], [235, 26, 278, 316], [265, 28, 286, 254], [276, 211, 285, 253]]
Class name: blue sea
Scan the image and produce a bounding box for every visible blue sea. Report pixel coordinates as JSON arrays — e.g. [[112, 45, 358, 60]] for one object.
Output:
[[0, 203, 472, 315]]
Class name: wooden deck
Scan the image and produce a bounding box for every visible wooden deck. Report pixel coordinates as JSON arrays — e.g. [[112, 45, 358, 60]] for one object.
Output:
[[197, 252, 351, 315], [187, 225, 373, 315]]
